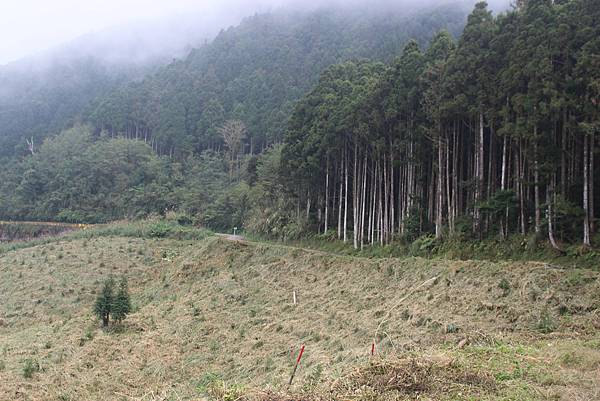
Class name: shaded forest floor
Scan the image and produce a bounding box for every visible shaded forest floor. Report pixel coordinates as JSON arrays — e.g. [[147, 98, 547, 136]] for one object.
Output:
[[0, 230, 599, 400]]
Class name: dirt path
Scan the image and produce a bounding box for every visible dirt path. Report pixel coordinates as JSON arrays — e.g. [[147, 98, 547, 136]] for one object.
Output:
[[215, 233, 246, 242], [213, 233, 379, 263]]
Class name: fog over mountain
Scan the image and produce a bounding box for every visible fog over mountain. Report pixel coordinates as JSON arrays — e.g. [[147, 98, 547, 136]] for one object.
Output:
[[0, 0, 510, 68], [0, 0, 512, 158]]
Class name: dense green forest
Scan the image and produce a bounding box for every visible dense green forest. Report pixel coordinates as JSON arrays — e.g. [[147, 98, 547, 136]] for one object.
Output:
[[0, 2, 468, 224], [0, 58, 134, 156], [283, 0, 600, 249], [86, 5, 468, 156], [1, 0, 599, 251]]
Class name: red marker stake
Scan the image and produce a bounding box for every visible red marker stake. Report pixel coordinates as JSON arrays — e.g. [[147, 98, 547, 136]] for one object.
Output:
[[288, 344, 305, 385], [371, 341, 375, 356]]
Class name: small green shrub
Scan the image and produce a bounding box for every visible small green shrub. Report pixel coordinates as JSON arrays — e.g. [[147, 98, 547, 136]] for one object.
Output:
[[148, 222, 172, 238], [498, 278, 511, 297], [22, 359, 39, 379], [410, 235, 437, 256]]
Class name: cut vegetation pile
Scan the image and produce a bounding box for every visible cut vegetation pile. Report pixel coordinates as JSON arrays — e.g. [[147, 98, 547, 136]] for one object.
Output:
[[0, 232, 599, 400]]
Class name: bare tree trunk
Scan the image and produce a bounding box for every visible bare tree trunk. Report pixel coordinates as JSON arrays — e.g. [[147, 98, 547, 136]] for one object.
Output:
[[486, 126, 495, 233], [371, 159, 377, 245], [383, 156, 389, 244], [360, 154, 367, 249], [474, 111, 484, 237], [338, 157, 343, 239], [452, 122, 459, 233], [547, 177, 561, 251], [390, 150, 395, 241], [534, 129, 541, 234], [584, 132, 592, 247], [591, 132, 595, 234], [570, 134, 576, 184], [407, 138, 414, 227], [324, 156, 330, 235], [368, 157, 374, 244], [26, 137, 35, 155], [445, 129, 452, 236], [561, 108, 567, 196], [436, 132, 443, 239], [519, 139, 526, 235], [397, 161, 403, 235], [428, 160, 435, 226], [379, 160, 384, 246], [344, 145, 349, 243], [317, 194, 322, 234], [500, 134, 508, 238], [353, 143, 359, 250]]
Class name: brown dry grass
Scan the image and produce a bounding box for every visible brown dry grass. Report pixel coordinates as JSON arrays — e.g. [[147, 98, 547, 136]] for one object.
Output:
[[0, 235, 599, 400]]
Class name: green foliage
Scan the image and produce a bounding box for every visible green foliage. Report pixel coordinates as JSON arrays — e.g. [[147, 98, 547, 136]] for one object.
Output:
[[86, 6, 467, 156], [93, 275, 131, 327], [112, 277, 131, 323], [196, 371, 245, 401], [479, 190, 518, 217], [94, 277, 115, 327], [147, 222, 172, 238], [0, 126, 178, 223], [22, 359, 39, 379], [410, 235, 437, 256], [499, 278, 511, 297], [1, 0, 599, 255]]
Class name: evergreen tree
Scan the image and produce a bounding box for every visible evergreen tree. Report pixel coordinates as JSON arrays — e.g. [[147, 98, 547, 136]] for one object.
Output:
[[112, 277, 132, 324], [94, 277, 115, 328]]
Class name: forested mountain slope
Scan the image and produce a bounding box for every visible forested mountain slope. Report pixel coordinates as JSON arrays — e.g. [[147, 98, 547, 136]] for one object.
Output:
[[87, 3, 470, 156], [0, 57, 132, 156], [0, 10, 241, 157], [4, 0, 599, 255]]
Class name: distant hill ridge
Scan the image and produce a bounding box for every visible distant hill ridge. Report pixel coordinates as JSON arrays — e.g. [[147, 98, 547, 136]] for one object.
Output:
[[0, 1, 472, 158]]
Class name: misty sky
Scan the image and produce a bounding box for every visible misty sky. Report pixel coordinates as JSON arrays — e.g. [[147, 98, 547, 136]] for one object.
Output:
[[0, 0, 298, 65], [0, 0, 509, 66]]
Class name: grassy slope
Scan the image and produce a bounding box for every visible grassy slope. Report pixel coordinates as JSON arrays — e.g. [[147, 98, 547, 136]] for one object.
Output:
[[0, 235, 599, 400]]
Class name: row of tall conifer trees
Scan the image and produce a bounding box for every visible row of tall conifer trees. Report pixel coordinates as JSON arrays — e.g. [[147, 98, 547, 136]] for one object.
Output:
[[282, 0, 600, 249]]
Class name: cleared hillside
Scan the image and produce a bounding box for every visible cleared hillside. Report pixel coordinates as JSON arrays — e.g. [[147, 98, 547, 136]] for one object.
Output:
[[0, 234, 599, 400]]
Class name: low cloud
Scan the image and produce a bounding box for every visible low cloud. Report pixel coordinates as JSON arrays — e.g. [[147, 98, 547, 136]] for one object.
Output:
[[0, 0, 510, 66]]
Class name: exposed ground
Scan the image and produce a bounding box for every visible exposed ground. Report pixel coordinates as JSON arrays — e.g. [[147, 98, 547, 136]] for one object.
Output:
[[0, 233, 599, 400]]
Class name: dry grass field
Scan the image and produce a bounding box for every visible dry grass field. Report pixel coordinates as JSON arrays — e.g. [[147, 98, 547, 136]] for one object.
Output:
[[0, 231, 599, 400]]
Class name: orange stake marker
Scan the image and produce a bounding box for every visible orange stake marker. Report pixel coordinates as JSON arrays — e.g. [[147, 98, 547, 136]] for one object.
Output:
[[288, 344, 305, 385]]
